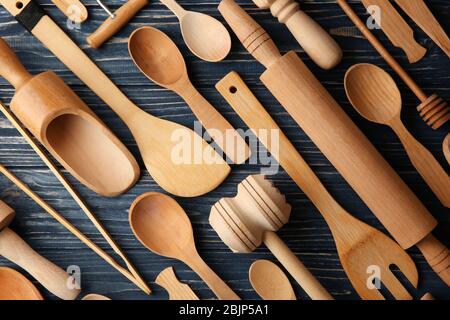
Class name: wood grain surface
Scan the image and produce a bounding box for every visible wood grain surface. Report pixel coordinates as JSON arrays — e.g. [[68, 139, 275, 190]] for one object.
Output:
[[0, 0, 448, 300]]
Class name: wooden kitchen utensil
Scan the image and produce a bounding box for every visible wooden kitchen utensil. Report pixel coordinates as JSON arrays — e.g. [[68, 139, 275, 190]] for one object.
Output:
[[160, 0, 231, 62], [251, 0, 342, 69], [156, 267, 199, 300], [396, 0, 450, 58], [444, 134, 450, 166], [215, 74, 419, 300], [0, 37, 139, 197], [420, 293, 435, 300], [87, 0, 149, 49], [362, 0, 426, 63], [0, 163, 150, 294], [0, 200, 80, 300], [0, 0, 230, 198], [219, 0, 449, 286], [82, 294, 111, 300], [337, 0, 449, 129], [129, 192, 240, 300], [128, 26, 249, 164], [52, 0, 88, 23], [249, 260, 296, 300], [345, 64, 450, 208], [0, 267, 43, 300]]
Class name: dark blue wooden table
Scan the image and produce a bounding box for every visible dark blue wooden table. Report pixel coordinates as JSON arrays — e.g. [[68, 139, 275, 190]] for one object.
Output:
[[0, 0, 448, 300]]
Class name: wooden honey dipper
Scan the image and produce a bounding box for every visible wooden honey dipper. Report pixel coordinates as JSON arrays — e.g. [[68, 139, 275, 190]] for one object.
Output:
[[210, 175, 333, 300], [337, 0, 449, 129]]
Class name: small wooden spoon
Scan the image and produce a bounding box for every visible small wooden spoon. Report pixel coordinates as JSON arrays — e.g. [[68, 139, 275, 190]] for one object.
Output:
[[249, 260, 296, 300], [160, 0, 231, 62], [129, 192, 240, 300], [129, 26, 249, 164], [0, 267, 43, 300], [345, 64, 450, 208], [444, 134, 450, 166]]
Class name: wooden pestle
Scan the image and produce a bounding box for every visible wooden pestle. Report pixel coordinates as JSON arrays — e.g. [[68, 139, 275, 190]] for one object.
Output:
[[0, 200, 80, 300], [218, 0, 449, 285]]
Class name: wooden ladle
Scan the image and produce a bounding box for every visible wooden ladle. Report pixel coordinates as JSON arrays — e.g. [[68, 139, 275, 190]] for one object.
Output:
[[129, 192, 240, 300], [160, 0, 231, 62], [345, 64, 450, 208], [0, 267, 43, 300], [129, 26, 249, 164], [249, 260, 296, 300]]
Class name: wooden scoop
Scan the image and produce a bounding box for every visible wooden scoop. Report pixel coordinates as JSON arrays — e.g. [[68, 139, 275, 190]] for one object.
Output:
[[0, 267, 43, 300], [160, 0, 231, 62], [0, 37, 139, 197], [128, 26, 249, 164], [129, 192, 240, 300], [249, 260, 296, 300], [345, 64, 450, 208]]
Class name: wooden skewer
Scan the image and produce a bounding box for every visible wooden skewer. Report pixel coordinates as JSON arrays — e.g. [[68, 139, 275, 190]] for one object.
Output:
[[0, 102, 150, 294]]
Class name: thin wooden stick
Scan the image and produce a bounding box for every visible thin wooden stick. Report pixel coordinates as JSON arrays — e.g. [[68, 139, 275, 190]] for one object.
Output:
[[0, 102, 150, 294]]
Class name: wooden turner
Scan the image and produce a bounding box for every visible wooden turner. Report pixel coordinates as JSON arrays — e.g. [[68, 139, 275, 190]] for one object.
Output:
[[216, 72, 419, 300]]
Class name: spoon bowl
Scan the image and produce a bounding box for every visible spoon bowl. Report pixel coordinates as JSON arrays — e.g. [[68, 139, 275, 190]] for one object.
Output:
[[0, 267, 43, 300], [129, 27, 186, 86], [345, 64, 402, 124]]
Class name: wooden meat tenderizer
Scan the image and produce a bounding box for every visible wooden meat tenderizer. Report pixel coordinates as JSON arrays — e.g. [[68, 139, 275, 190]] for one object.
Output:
[[219, 0, 449, 285], [0, 38, 139, 197], [210, 175, 333, 300], [252, 0, 342, 69], [87, 0, 149, 49], [0, 200, 80, 300]]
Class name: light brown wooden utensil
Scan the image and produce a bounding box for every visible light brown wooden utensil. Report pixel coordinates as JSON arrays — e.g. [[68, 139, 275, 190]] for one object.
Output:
[[129, 192, 240, 300], [0, 102, 150, 294], [249, 260, 296, 300], [0, 163, 151, 294], [52, 0, 88, 23], [128, 26, 249, 165], [82, 294, 111, 300], [361, 0, 426, 63], [0, 37, 139, 197], [217, 73, 419, 300], [160, 0, 231, 62], [252, 0, 342, 70], [0, 267, 43, 300], [218, 0, 449, 286], [156, 267, 199, 300], [0, 200, 80, 300], [444, 134, 450, 166], [345, 64, 450, 208], [337, 0, 449, 129], [396, 0, 450, 58], [210, 174, 333, 300], [0, 0, 230, 198], [420, 293, 435, 300], [87, 0, 149, 49]]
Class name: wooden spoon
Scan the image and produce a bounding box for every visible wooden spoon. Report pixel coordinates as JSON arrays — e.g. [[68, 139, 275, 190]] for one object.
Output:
[[0, 267, 43, 300], [345, 64, 450, 208], [129, 192, 240, 300], [160, 0, 231, 62], [249, 260, 296, 300], [129, 26, 249, 164], [444, 134, 450, 166]]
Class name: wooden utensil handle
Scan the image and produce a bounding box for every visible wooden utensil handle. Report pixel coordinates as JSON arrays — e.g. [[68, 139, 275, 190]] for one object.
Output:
[[218, 0, 281, 68], [51, 0, 88, 23], [263, 231, 333, 300], [87, 0, 149, 49], [392, 121, 450, 208], [0, 228, 80, 300], [160, 0, 185, 17], [416, 234, 450, 286], [187, 251, 240, 300], [0, 37, 32, 88]]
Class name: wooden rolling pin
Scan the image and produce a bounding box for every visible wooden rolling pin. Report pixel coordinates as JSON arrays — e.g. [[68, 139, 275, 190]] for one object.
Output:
[[87, 0, 149, 49], [218, 0, 449, 285]]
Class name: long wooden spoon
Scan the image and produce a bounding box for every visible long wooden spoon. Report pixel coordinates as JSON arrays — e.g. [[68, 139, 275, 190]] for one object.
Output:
[[345, 64, 450, 208], [160, 0, 231, 62], [249, 260, 296, 300], [0, 267, 43, 300], [129, 26, 249, 164], [129, 192, 240, 300]]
